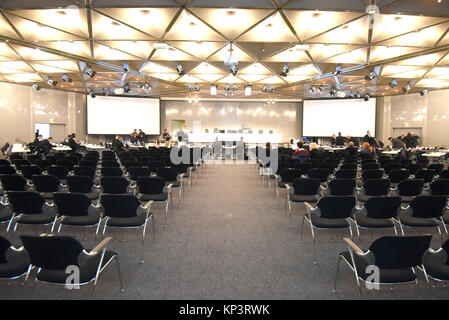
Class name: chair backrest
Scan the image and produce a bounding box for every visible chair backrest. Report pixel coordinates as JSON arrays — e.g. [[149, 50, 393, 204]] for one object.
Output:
[[440, 170, 449, 180], [409, 195, 447, 218], [124, 161, 143, 169], [21, 235, 84, 269], [335, 169, 357, 179], [0, 174, 27, 191], [362, 163, 380, 171], [340, 163, 357, 170], [148, 161, 164, 173], [137, 177, 166, 194], [406, 163, 424, 174], [19, 165, 43, 180], [101, 160, 120, 168], [388, 169, 410, 183], [362, 169, 384, 181], [292, 178, 320, 195], [384, 163, 402, 174], [74, 166, 96, 179], [364, 196, 401, 219], [66, 176, 94, 193], [427, 164, 444, 175], [101, 167, 123, 177], [363, 179, 391, 196], [56, 159, 74, 171], [317, 196, 355, 219], [13, 159, 30, 167], [328, 179, 356, 196], [0, 165, 16, 174], [78, 160, 97, 169], [53, 192, 90, 216], [101, 177, 130, 194], [279, 168, 302, 183], [397, 179, 424, 196], [7, 191, 45, 214], [307, 168, 330, 182], [46, 166, 69, 180], [35, 160, 51, 171], [414, 169, 436, 183], [0, 159, 10, 166], [429, 179, 449, 196], [32, 175, 60, 192], [101, 194, 140, 218], [368, 235, 432, 269], [128, 166, 150, 180], [156, 167, 178, 182]]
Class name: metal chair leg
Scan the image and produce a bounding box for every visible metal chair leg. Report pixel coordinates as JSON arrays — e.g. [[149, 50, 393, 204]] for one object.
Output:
[[115, 256, 125, 292], [333, 255, 342, 292]]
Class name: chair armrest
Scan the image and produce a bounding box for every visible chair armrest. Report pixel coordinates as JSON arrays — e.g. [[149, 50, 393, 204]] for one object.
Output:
[[166, 183, 173, 190], [285, 184, 291, 191], [343, 237, 363, 255], [304, 202, 315, 211], [142, 200, 153, 210], [90, 237, 112, 255]]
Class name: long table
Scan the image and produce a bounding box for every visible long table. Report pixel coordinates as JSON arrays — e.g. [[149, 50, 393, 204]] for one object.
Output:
[[187, 132, 282, 144]]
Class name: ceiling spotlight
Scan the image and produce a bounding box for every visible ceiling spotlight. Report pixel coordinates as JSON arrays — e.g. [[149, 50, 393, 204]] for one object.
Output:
[[137, 82, 144, 89], [329, 87, 337, 96], [245, 85, 252, 96], [123, 63, 130, 72], [32, 83, 41, 91], [419, 89, 428, 96], [85, 65, 96, 78], [280, 65, 289, 77], [230, 64, 239, 76], [365, 71, 376, 81], [269, 86, 274, 92], [333, 65, 343, 76], [176, 64, 185, 76], [336, 91, 346, 98], [262, 85, 268, 92], [402, 84, 411, 93], [145, 83, 151, 90], [225, 84, 231, 92], [224, 42, 239, 66], [88, 89, 96, 98], [232, 84, 237, 91], [62, 73, 72, 82], [187, 84, 193, 91], [194, 83, 200, 91], [364, 94, 370, 101], [389, 79, 398, 88], [123, 83, 131, 93], [210, 84, 217, 96], [47, 79, 58, 87]]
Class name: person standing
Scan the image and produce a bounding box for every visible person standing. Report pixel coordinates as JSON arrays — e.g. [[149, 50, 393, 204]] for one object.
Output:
[[138, 129, 146, 146], [67, 133, 79, 151], [335, 132, 345, 146], [330, 134, 337, 146]]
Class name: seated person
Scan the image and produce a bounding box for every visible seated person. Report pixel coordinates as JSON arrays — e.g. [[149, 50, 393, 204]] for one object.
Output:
[[112, 135, 124, 151], [292, 142, 310, 161], [345, 141, 358, 156], [388, 136, 404, 149], [330, 134, 337, 146], [347, 135, 359, 147], [130, 133, 138, 145], [67, 133, 79, 151], [39, 136, 55, 154], [360, 142, 373, 155], [309, 142, 322, 161]]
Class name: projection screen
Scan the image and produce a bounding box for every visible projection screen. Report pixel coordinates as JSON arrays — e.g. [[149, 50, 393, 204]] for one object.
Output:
[[87, 96, 160, 135], [302, 98, 376, 137]]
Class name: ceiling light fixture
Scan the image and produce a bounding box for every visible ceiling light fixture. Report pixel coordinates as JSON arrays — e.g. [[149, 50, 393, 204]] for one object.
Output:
[[419, 89, 429, 96], [365, 71, 376, 81], [364, 94, 370, 101], [123, 63, 130, 73], [269, 86, 274, 92], [245, 85, 252, 96], [123, 83, 131, 93], [232, 84, 237, 91], [187, 84, 193, 91], [230, 64, 239, 76], [62, 74, 72, 82], [294, 44, 310, 51], [88, 89, 96, 98], [194, 83, 200, 91], [402, 83, 411, 93], [210, 84, 217, 96], [262, 85, 268, 92], [47, 79, 58, 87], [280, 65, 289, 77], [389, 79, 398, 88], [333, 65, 343, 76], [176, 64, 185, 76], [85, 65, 96, 78], [153, 42, 169, 50], [32, 83, 41, 91], [329, 87, 337, 96]]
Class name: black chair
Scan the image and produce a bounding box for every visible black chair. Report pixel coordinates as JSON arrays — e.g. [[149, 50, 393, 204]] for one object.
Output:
[[401, 159, 413, 168], [46, 166, 69, 182], [0, 236, 30, 283], [35, 160, 52, 172], [322, 179, 356, 196], [407, 163, 424, 175], [101, 177, 135, 195], [392, 179, 424, 203], [74, 166, 96, 179], [147, 161, 164, 173], [32, 175, 64, 200], [124, 161, 143, 171], [305, 168, 330, 184], [20, 234, 123, 292], [388, 169, 410, 187], [13, 160, 30, 168], [56, 159, 75, 172], [422, 239, 449, 291], [19, 165, 43, 181], [398, 196, 447, 238], [303, 196, 356, 264], [78, 160, 97, 170], [361, 169, 384, 182], [362, 163, 380, 171], [0, 174, 30, 193], [352, 196, 401, 236], [427, 164, 444, 175], [384, 163, 402, 175], [357, 179, 391, 202], [415, 169, 437, 184], [334, 235, 432, 296], [0, 166, 16, 175], [100, 194, 154, 263], [286, 178, 320, 224], [156, 167, 183, 203], [66, 176, 100, 201], [101, 167, 123, 177], [274, 169, 302, 200], [136, 177, 172, 227], [7, 191, 57, 232], [440, 170, 449, 180], [101, 160, 120, 168], [427, 179, 449, 196], [340, 163, 357, 171], [127, 167, 150, 181], [0, 201, 14, 230], [335, 169, 357, 179], [53, 192, 102, 236], [0, 159, 10, 166]]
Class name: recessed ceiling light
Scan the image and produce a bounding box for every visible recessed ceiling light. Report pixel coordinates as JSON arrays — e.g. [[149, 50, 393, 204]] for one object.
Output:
[[394, 16, 402, 21], [312, 13, 321, 18], [111, 21, 121, 27], [227, 10, 236, 16], [342, 25, 349, 30], [56, 10, 66, 15], [140, 9, 151, 14], [189, 22, 196, 27], [265, 23, 273, 28]]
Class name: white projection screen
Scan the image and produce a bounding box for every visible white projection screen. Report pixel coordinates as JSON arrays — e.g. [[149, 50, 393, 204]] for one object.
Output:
[[302, 98, 376, 137], [87, 96, 160, 135]]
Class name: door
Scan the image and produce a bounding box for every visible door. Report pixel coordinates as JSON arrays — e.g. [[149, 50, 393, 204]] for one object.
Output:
[[49, 124, 66, 143]]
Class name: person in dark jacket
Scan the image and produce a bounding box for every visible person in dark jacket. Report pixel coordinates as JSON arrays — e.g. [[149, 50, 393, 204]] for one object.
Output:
[[388, 137, 404, 149], [335, 132, 345, 146], [345, 141, 358, 156], [138, 129, 146, 146], [39, 136, 55, 154], [67, 133, 79, 151]]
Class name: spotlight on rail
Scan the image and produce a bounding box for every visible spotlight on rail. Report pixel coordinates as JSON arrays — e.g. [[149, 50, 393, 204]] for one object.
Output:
[[62, 73, 72, 82]]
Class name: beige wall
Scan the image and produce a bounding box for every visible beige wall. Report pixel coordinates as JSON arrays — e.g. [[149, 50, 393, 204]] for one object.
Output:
[[377, 88, 449, 147], [0, 82, 86, 147]]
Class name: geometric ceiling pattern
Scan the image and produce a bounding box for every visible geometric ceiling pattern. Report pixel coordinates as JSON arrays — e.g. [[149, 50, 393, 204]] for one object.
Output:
[[0, 0, 448, 100]]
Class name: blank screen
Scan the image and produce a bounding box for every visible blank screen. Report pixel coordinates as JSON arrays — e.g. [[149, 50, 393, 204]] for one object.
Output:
[[303, 98, 376, 137], [87, 96, 160, 135]]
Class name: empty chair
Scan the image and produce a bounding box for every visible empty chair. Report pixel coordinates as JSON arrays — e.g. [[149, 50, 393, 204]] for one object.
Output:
[[147, 161, 164, 173], [46, 166, 69, 182], [422, 239, 449, 289], [392, 179, 424, 202], [101, 167, 123, 177], [35, 159, 51, 172], [427, 179, 449, 196], [384, 163, 402, 175], [78, 160, 97, 169], [156, 167, 183, 202], [19, 165, 43, 180], [53, 192, 102, 234], [339, 163, 357, 171], [20, 234, 123, 291], [74, 166, 96, 179], [335, 169, 357, 179], [0, 174, 30, 192], [352, 196, 401, 236], [401, 159, 413, 168], [414, 169, 437, 184], [323, 179, 356, 196], [136, 177, 171, 227], [399, 196, 447, 238], [101, 160, 120, 168], [361, 169, 384, 182], [56, 159, 75, 172], [124, 161, 142, 171], [407, 163, 424, 174], [127, 167, 150, 181], [305, 168, 330, 183], [66, 176, 100, 201], [274, 169, 302, 199], [101, 177, 134, 195], [357, 179, 391, 202], [7, 191, 57, 232], [0, 201, 14, 229], [0, 166, 16, 175], [0, 159, 10, 166], [334, 235, 432, 296], [427, 164, 444, 175], [388, 169, 410, 187], [100, 194, 154, 263], [0, 236, 30, 282], [13, 159, 30, 168], [319, 162, 337, 173], [361, 163, 380, 171], [45, 155, 57, 165], [286, 178, 320, 224], [380, 158, 394, 168], [302, 196, 356, 264], [439, 169, 449, 180], [32, 175, 64, 199]]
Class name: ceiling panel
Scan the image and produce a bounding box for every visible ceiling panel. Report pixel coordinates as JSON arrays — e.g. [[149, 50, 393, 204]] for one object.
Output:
[[309, 16, 369, 44], [236, 12, 297, 42], [166, 41, 224, 60], [378, 22, 449, 47]]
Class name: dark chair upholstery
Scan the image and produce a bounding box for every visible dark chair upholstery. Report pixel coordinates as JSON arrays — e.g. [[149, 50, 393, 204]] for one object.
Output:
[[35, 160, 52, 172], [393, 179, 424, 202], [415, 169, 437, 184], [357, 179, 391, 202], [66, 176, 100, 200], [428, 179, 449, 196], [0, 174, 29, 192], [46, 166, 69, 181], [388, 169, 410, 186], [306, 168, 330, 183], [353, 196, 401, 234], [335, 169, 357, 179], [340, 163, 357, 170], [406, 163, 424, 175], [422, 239, 449, 283], [101, 160, 120, 168], [56, 159, 75, 172], [361, 169, 384, 182], [101, 177, 133, 195], [78, 160, 97, 169], [384, 163, 402, 175], [0, 236, 30, 280], [101, 167, 123, 177], [136, 177, 171, 227], [324, 179, 356, 196], [427, 164, 444, 175], [362, 163, 380, 171], [32, 175, 62, 199], [74, 166, 96, 179], [127, 167, 150, 181], [0, 165, 16, 175], [440, 170, 449, 180]]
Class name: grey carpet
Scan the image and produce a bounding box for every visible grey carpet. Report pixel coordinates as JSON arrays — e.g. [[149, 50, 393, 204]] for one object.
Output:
[[1, 162, 448, 299]]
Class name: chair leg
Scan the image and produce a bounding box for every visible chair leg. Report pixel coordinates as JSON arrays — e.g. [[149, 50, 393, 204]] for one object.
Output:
[[333, 255, 342, 292], [152, 215, 155, 241], [141, 222, 147, 264], [300, 214, 306, 241], [6, 213, 15, 233], [415, 279, 421, 299]]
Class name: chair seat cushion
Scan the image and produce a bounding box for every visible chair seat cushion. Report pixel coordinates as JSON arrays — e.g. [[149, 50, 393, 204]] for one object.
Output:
[[310, 214, 349, 229], [423, 254, 449, 281], [0, 253, 29, 279], [357, 194, 373, 202], [61, 211, 101, 226], [40, 192, 56, 200], [138, 193, 168, 201], [0, 206, 13, 222], [399, 195, 415, 203], [17, 212, 55, 225], [290, 194, 319, 202], [340, 251, 416, 283], [354, 211, 394, 229], [81, 190, 100, 201], [37, 250, 116, 284], [399, 212, 439, 228], [106, 214, 147, 228]]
